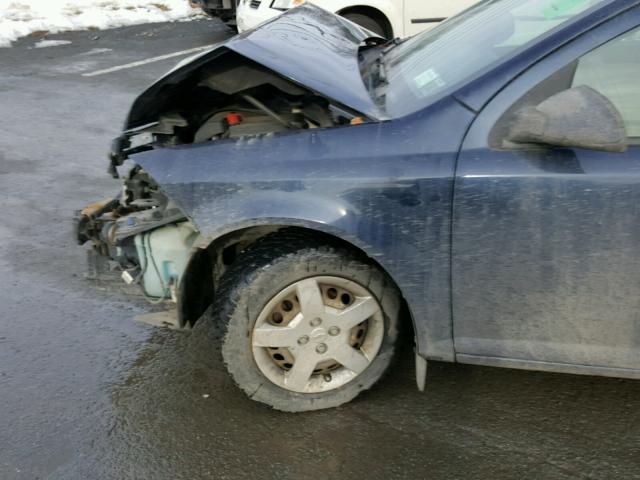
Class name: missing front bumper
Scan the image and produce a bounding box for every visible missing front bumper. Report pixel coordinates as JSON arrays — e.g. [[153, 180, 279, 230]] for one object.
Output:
[[75, 195, 198, 301]]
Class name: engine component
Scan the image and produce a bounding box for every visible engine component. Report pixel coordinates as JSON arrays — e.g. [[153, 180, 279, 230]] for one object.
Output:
[[109, 51, 365, 172], [134, 222, 200, 299]]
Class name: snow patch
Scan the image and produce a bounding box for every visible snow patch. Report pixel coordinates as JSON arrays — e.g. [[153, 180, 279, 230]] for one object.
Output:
[[34, 39, 72, 48], [0, 0, 201, 48]]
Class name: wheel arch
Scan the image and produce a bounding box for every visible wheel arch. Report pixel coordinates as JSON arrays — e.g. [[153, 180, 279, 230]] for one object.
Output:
[[178, 221, 418, 351], [337, 5, 394, 38]]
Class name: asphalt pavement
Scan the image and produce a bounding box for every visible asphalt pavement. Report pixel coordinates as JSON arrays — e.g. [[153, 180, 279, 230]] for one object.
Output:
[[0, 19, 639, 480]]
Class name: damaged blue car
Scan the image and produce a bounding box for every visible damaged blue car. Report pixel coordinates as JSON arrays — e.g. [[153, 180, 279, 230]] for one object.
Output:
[[76, 0, 640, 411]]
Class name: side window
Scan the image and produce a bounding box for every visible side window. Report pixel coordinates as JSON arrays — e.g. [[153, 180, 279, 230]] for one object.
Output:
[[572, 27, 640, 138], [491, 25, 640, 148]]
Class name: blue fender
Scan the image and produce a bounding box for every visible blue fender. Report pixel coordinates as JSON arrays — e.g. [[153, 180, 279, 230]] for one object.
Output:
[[134, 97, 476, 362]]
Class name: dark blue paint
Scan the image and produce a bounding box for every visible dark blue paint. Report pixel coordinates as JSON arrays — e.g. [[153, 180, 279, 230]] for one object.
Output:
[[453, 147, 640, 368], [138, 97, 474, 361], [131, 2, 640, 370], [227, 6, 386, 119], [126, 5, 384, 129], [453, 5, 640, 370]]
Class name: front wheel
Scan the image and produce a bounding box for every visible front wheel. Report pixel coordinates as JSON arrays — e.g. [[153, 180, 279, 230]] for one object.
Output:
[[213, 238, 400, 412]]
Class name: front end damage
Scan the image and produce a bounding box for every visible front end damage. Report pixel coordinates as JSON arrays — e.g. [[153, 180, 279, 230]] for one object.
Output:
[[75, 167, 197, 301], [75, 5, 385, 315]]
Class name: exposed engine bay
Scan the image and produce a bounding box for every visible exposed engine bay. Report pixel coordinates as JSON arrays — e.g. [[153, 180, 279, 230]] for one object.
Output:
[[76, 50, 371, 302], [109, 52, 367, 173]]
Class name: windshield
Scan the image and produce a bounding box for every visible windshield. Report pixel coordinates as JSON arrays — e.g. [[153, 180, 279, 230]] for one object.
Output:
[[377, 0, 604, 118]]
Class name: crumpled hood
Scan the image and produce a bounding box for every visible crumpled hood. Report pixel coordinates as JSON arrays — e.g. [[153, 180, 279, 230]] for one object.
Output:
[[125, 4, 384, 129]]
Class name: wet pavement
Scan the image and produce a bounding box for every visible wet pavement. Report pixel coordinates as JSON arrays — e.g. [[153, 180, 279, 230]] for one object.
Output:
[[0, 19, 639, 480]]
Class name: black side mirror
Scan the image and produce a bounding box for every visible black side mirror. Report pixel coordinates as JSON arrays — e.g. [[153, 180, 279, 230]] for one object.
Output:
[[505, 86, 628, 153]]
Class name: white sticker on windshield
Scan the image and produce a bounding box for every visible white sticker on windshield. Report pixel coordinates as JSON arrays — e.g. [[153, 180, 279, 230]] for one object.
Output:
[[414, 68, 446, 93]]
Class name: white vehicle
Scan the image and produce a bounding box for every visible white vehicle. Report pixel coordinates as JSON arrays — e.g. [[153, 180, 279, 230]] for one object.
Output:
[[237, 0, 478, 38]]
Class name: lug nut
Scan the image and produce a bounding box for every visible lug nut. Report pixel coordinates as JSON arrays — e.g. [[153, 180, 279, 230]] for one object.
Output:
[[310, 317, 322, 327], [297, 335, 309, 345], [328, 326, 340, 336], [316, 343, 328, 354]]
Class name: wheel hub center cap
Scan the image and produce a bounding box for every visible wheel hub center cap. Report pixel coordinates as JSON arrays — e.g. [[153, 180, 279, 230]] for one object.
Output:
[[310, 327, 328, 343]]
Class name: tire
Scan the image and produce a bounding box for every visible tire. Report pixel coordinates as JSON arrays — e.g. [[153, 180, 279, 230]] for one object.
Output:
[[211, 234, 401, 412], [342, 12, 389, 38]]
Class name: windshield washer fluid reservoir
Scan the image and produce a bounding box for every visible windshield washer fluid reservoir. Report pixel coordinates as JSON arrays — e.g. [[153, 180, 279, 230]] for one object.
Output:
[[134, 222, 199, 299]]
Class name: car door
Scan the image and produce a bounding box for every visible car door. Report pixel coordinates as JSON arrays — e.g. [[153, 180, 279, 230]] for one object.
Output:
[[403, 0, 477, 37], [452, 13, 640, 374]]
